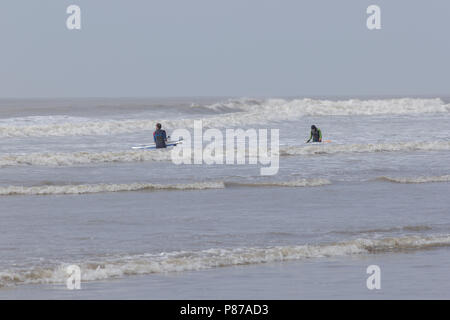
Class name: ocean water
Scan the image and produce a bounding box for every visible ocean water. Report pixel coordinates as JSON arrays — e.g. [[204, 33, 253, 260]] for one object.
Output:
[[0, 97, 449, 299]]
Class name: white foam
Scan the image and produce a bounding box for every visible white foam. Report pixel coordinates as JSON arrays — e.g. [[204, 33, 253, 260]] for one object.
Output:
[[281, 140, 450, 156], [227, 178, 331, 188], [378, 175, 450, 184], [0, 115, 91, 127], [1, 141, 448, 168], [2, 234, 450, 287], [0, 181, 226, 196], [200, 97, 449, 115], [0, 98, 448, 138], [0, 149, 173, 167], [0, 178, 330, 196]]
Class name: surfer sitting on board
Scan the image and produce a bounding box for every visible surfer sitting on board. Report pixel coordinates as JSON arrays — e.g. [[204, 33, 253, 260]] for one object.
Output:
[[153, 123, 168, 148], [306, 125, 322, 143]]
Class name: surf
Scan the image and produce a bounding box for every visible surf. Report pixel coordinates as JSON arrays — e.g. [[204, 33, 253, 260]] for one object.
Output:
[[280, 140, 450, 156], [376, 175, 450, 184], [2, 140, 448, 168], [0, 98, 448, 138], [0, 179, 331, 196], [2, 234, 450, 288]]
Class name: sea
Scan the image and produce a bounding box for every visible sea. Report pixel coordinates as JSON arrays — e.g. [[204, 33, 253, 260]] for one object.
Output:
[[0, 96, 449, 299]]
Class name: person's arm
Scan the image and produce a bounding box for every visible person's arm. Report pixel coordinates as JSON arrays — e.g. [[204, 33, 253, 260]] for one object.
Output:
[[318, 129, 322, 142], [163, 130, 167, 141], [306, 131, 312, 143], [153, 131, 156, 143]]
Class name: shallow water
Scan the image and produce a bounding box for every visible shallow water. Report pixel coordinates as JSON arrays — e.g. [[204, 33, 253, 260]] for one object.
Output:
[[0, 97, 449, 298]]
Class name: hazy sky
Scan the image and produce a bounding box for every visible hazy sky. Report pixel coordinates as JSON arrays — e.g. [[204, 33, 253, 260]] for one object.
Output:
[[0, 0, 449, 98]]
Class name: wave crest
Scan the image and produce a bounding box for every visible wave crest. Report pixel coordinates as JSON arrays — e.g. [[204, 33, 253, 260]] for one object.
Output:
[[377, 175, 450, 184], [281, 141, 450, 156], [0, 150, 173, 167], [0, 98, 448, 138], [2, 234, 449, 287], [1, 141, 448, 168], [226, 178, 331, 188], [0, 179, 330, 196], [0, 181, 226, 196]]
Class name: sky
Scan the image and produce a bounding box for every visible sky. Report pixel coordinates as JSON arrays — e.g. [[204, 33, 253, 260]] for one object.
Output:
[[0, 0, 449, 98]]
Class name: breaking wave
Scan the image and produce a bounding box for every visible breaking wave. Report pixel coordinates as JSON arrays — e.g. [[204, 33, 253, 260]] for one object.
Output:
[[331, 225, 433, 236], [0, 149, 173, 167], [377, 175, 450, 184], [225, 178, 331, 188], [281, 140, 450, 156], [1, 141, 449, 168], [198, 97, 449, 115], [0, 98, 448, 138], [1, 234, 450, 287], [0, 179, 330, 196], [0, 181, 226, 196]]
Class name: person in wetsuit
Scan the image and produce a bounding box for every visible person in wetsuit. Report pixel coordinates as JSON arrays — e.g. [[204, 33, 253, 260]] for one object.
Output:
[[306, 125, 322, 143], [153, 123, 167, 148]]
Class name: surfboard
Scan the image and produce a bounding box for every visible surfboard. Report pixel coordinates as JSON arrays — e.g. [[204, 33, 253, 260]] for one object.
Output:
[[306, 140, 332, 145], [132, 139, 183, 150]]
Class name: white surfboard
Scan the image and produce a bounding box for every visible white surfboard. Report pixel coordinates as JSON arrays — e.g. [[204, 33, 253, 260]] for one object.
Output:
[[132, 139, 183, 150]]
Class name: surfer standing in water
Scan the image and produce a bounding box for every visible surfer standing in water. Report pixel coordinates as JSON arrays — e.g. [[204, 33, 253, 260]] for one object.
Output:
[[306, 125, 322, 143], [153, 123, 168, 148]]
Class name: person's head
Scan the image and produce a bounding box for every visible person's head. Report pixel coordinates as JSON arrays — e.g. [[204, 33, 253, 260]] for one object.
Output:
[[311, 125, 317, 131], [156, 123, 162, 130]]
